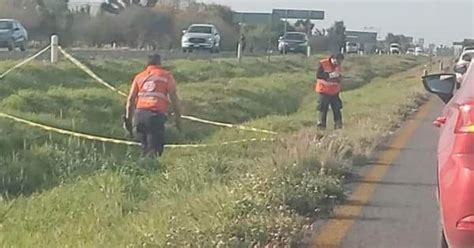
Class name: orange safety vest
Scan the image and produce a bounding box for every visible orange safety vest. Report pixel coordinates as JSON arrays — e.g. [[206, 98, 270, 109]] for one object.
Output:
[[315, 58, 342, 95], [133, 65, 176, 114]]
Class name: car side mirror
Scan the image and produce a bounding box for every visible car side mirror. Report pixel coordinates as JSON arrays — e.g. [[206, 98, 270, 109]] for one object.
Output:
[[422, 73, 456, 104], [454, 64, 468, 74], [182, 30, 187, 34], [13, 27, 20, 31]]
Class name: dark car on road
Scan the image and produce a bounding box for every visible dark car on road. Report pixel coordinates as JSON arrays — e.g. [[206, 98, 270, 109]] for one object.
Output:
[[0, 19, 28, 51], [278, 32, 309, 54]]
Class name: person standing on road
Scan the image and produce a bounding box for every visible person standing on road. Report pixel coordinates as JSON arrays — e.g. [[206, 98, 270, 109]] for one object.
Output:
[[124, 54, 182, 157], [315, 53, 345, 129], [240, 34, 246, 52]]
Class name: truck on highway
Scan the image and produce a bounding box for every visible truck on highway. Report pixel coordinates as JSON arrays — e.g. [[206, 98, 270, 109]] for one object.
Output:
[[277, 32, 309, 54], [389, 43, 401, 55], [181, 24, 221, 53]]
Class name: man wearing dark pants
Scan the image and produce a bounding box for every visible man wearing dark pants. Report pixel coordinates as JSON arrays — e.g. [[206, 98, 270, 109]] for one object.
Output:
[[317, 93, 343, 129], [315, 53, 345, 129], [134, 110, 168, 156], [125, 54, 181, 157]]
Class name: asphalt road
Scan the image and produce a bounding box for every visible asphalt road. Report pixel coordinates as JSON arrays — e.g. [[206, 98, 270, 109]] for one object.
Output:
[[311, 98, 444, 248], [0, 48, 241, 61]]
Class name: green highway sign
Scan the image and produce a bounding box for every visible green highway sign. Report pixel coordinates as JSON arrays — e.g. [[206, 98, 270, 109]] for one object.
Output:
[[232, 12, 273, 24], [272, 9, 325, 20], [233, 9, 325, 25]]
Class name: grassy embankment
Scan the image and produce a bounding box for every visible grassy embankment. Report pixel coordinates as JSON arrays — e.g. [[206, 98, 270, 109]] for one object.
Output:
[[0, 55, 426, 246]]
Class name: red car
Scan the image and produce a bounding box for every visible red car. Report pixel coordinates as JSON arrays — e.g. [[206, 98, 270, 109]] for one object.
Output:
[[423, 54, 474, 248]]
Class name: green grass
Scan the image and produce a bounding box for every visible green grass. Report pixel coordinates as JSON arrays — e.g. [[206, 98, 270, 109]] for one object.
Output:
[[0, 54, 427, 247]]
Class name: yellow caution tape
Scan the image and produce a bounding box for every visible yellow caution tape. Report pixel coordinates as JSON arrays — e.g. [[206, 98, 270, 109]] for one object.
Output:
[[179, 115, 278, 135], [58, 46, 128, 97], [58, 47, 277, 135], [0, 46, 51, 80], [0, 112, 275, 148]]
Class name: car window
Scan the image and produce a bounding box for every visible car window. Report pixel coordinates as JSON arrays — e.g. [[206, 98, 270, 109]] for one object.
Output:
[[0, 21, 13, 30], [285, 33, 306, 41], [462, 51, 474, 58], [188, 26, 213, 34]]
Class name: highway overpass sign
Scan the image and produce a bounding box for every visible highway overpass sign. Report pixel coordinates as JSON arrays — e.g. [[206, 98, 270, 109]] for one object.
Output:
[[232, 12, 273, 25], [272, 9, 325, 20]]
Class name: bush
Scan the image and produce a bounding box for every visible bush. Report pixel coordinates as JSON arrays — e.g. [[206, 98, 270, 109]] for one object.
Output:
[[73, 14, 125, 47], [119, 7, 173, 49]]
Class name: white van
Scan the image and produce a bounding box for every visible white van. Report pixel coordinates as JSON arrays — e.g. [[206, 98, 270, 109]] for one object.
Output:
[[346, 42, 359, 54], [415, 47, 423, 56], [389, 43, 401, 55]]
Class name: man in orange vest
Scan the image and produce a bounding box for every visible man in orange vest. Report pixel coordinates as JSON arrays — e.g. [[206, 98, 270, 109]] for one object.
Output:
[[315, 53, 345, 129], [124, 54, 182, 157]]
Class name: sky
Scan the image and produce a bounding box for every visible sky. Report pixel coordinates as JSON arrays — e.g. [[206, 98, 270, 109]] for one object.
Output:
[[198, 0, 474, 45]]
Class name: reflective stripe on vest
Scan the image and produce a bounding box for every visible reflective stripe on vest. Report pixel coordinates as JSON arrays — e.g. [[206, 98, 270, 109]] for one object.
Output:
[[138, 91, 169, 102], [315, 58, 342, 95], [135, 67, 171, 113]]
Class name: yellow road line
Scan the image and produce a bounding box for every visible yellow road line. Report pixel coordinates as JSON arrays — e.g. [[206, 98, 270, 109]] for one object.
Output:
[[311, 99, 435, 248]]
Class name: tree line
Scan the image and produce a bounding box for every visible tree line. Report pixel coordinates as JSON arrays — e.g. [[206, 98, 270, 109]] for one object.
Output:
[[0, 0, 347, 52]]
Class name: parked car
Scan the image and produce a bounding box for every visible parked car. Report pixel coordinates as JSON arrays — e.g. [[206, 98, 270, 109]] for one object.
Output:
[[415, 46, 424, 56], [277, 32, 309, 54], [389, 43, 401, 54], [422, 59, 474, 248], [0, 19, 28, 51], [346, 42, 359, 54], [458, 50, 474, 63], [406, 48, 416, 55], [462, 46, 474, 53], [455, 51, 474, 85], [181, 24, 221, 53]]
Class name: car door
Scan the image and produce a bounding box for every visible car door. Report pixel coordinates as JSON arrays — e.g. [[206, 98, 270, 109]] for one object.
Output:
[[18, 22, 27, 41], [213, 27, 220, 45], [437, 65, 473, 189], [436, 74, 460, 171], [437, 96, 458, 174], [11, 22, 21, 42]]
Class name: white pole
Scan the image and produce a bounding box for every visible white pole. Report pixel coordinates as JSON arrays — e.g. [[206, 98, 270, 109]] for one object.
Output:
[[237, 42, 243, 63], [51, 35, 59, 64], [307, 45, 311, 58]]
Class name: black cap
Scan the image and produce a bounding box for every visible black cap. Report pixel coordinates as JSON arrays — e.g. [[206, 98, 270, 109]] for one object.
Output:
[[147, 54, 162, 66]]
